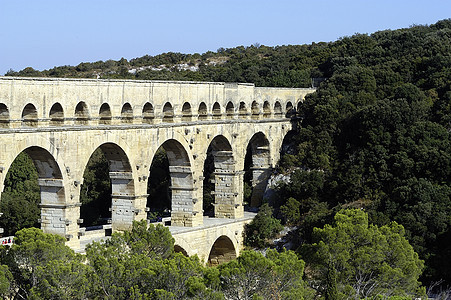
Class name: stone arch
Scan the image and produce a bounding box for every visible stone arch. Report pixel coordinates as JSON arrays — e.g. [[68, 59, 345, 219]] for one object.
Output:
[[81, 142, 135, 231], [0, 103, 9, 128], [239, 101, 247, 118], [174, 245, 189, 257], [208, 235, 237, 266], [22, 103, 38, 127], [198, 102, 207, 120], [121, 103, 133, 123], [49, 103, 64, 126], [4, 146, 67, 236], [142, 102, 154, 124], [163, 102, 174, 122], [274, 101, 282, 116], [75, 101, 89, 125], [225, 101, 234, 119], [263, 101, 271, 118], [99, 103, 112, 125], [203, 135, 239, 218], [251, 101, 259, 119], [245, 132, 271, 207], [182, 102, 192, 122], [212, 102, 221, 120], [149, 139, 195, 226], [285, 101, 294, 117]]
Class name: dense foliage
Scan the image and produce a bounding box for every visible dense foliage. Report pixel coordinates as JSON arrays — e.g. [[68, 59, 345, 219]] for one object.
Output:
[[301, 209, 425, 299], [1, 19, 450, 292], [274, 20, 451, 287], [0, 224, 309, 299]]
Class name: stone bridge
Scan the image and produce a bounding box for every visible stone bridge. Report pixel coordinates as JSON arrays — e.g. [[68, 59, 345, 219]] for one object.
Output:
[[0, 77, 314, 262]]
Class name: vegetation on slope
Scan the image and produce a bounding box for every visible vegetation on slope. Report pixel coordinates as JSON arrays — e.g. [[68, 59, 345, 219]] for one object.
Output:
[[2, 19, 450, 294]]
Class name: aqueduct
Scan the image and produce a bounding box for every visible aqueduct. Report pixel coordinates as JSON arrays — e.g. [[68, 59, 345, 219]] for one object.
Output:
[[0, 77, 314, 263]]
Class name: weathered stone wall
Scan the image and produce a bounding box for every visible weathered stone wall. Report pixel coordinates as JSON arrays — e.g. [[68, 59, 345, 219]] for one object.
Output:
[[0, 77, 315, 251]]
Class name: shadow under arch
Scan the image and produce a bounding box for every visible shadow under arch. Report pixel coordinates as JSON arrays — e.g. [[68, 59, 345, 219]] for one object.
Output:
[[0, 103, 9, 128], [147, 139, 194, 227], [80, 142, 135, 230], [203, 135, 235, 217], [208, 235, 237, 266], [174, 244, 189, 257], [49, 102, 64, 125], [1, 146, 66, 236], [244, 132, 271, 207]]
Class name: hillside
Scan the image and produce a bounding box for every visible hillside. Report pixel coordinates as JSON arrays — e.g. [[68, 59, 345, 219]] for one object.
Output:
[[3, 19, 451, 290]]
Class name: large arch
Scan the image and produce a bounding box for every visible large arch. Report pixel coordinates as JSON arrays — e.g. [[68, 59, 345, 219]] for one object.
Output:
[[208, 235, 237, 266], [148, 139, 196, 226], [49, 103, 64, 126], [2, 146, 66, 236], [245, 132, 271, 207], [80, 142, 135, 231], [203, 135, 240, 218]]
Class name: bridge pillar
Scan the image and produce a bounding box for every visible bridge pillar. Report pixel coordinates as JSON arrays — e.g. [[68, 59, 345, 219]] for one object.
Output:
[[249, 145, 272, 207], [212, 151, 244, 219], [169, 166, 202, 227], [38, 179, 80, 247], [111, 194, 147, 231], [109, 171, 142, 231]]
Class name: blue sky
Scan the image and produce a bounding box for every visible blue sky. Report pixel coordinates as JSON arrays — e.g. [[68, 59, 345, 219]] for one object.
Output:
[[0, 0, 450, 75]]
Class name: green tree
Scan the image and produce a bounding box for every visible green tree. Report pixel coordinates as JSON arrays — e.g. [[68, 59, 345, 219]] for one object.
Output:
[[302, 209, 424, 299], [244, 203, 283, 248], [218, 249, 307, 300]]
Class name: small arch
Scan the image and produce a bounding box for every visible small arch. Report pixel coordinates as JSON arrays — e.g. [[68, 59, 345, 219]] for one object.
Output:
[[251, 101, 259, 119], [75, 101, 89, 125], [174, 245, 188, 257], [208, 235, 236, 266], [22, 103, 38, 127], [48, 103, 64, 126], [163, 102, 174, 122], [142, 102, 154, 124], [198, 102, 207, 120], [263, 101, 271, 118], [121, 103, 133, 123], [274, 101, 282, 116], [297, 101, 303, 113], [239, 102, 247, 118], [285, 101, 294, 117], [226, 101, 234, 119], [182, 102, 192, 122], [0, 103, 9, 128], [212, 102, 221, 120], [99, 103, 112, 125]]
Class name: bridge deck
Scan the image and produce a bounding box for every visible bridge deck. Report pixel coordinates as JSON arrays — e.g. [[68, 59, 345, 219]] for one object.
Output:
[[76, 212, 256, 254]]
